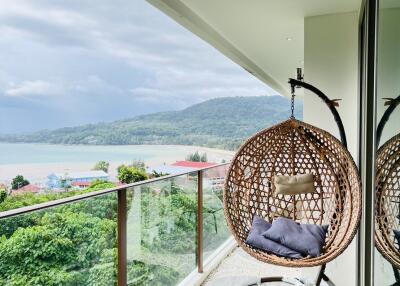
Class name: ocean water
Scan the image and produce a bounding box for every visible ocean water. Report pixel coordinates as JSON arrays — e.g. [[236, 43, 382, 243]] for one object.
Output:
[[0, 143, 234, 182], [0, 143, 226, 165]]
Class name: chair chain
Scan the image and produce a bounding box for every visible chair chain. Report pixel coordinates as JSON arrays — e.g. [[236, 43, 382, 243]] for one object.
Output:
[[290, 88, 295, 119]]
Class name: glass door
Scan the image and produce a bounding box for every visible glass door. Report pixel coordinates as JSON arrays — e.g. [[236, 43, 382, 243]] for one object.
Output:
[[374, 0, 400, 284]]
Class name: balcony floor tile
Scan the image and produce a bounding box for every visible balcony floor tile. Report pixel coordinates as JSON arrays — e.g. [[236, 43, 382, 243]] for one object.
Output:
[[203, 247, 311, 286]]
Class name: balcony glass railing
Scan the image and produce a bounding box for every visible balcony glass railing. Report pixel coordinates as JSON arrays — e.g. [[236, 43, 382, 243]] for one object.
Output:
[[202, 165, 231, 263], [0, 163, 231, 286], [126, 172, 198, 285]]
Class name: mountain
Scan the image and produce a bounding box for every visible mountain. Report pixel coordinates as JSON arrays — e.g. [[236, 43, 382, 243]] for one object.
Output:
[[0, 96, 302, 150]]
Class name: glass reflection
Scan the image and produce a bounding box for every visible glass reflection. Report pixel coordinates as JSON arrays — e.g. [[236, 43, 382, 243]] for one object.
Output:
[[375, 2, 400, 284]]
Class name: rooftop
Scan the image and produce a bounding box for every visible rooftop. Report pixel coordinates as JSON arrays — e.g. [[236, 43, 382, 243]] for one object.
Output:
[[149, 161, 219, 175], [149, 165, 198, 175], [171, 161, 217, 168], [71, 181, 92, 187], [12, 184, 40, 195]]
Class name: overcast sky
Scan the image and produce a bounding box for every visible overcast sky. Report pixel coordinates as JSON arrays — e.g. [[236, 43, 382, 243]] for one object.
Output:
[[0, 0, 274, 134]]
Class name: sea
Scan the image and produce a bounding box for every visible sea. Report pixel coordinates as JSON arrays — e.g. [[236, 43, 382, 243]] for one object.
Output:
[[0, 143, 233, 183]]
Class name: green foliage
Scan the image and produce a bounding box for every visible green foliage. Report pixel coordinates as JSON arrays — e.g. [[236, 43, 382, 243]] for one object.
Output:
[[127, 261, 180, 286], [0, 212, 116, 286], [0, 185, 115, 213], [92, 161, 110, 173], [87, 262, 115, 286], [117, 165, 148, 184], [86, 248, 116, 286], [11, 175, 29, 190], [186, 151, 207, 162], [0, 96, 304, 150], [0, 182, 117, 238], [150, 170, 169, 178], [0, 177, 230, 286], [130, 159, 146, 170], [0, 188, 7, 203], [87, 181, 115, 192]]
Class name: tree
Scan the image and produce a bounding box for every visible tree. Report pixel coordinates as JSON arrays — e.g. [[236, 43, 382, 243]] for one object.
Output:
[[0, 211, 116, 286], [0, 189, 7, 204], [186, 151, 208, 162], [117, 160, 145, 175], [186, 151, 200, 162], [11, 175, 29, 190], [150, 171, 169, 178], [117, 166, 148, 184], [130, 159, 146, 171], [92, 161, 110, 173]]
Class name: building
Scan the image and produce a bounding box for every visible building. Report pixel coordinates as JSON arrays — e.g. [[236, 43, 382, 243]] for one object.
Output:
[[171, 161, 217, 169], [71, 181, 92, 189], [47, 170, 109, 189], [150, 161, 217, 175], [12, 184, 40, 196]]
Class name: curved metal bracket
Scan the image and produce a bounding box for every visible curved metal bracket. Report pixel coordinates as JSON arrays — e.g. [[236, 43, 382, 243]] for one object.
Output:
[[376, 95, 400, 147], [288, 78, 347, 148]]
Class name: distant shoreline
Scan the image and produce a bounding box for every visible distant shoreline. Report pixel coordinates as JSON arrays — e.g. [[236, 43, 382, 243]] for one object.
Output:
[[0, 142, 234, 149], [0, 144, 234, 183]]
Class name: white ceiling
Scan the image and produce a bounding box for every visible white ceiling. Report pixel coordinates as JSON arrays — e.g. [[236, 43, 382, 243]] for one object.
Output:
[[148, 0, 362, 96]]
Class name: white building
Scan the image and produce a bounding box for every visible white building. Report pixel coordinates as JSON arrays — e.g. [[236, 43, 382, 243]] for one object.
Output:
[[47, 170, 109, 189]]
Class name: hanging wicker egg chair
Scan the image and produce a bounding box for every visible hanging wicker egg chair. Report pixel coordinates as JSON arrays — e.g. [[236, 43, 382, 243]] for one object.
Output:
[[375, 95, 400, 272], [375, 132, 400, 269], [223, 78, 362, 284]]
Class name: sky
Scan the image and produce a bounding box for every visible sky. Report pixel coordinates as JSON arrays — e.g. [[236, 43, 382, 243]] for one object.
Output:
[[0, 0, 275, 134]]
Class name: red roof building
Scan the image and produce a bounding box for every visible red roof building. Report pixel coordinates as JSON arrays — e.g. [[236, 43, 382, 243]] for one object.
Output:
[[12, 184, 40, 196], [71, 181, 92, 188], [171, 161, 217, 169]]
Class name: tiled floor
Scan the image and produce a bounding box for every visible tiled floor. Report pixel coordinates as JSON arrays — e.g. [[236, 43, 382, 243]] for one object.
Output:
[[202, 247, 318, 286]]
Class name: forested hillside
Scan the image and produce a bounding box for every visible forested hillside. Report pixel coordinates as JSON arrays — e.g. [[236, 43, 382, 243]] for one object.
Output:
[[0, 96, 302, 150]]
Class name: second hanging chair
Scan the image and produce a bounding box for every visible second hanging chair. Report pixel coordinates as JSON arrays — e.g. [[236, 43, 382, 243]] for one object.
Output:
[[375, 96, 400, 281], [223, 78, 362, 285]]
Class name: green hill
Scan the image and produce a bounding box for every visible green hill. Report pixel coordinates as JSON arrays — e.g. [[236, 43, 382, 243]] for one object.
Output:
[[0, 96, 302, 150]]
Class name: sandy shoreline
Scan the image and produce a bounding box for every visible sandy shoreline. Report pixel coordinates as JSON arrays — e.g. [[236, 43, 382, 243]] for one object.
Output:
[[0, 145, 234, 184]]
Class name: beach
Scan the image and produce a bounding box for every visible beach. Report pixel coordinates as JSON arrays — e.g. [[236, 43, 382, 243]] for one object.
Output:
[[0, 144, 234, 184]]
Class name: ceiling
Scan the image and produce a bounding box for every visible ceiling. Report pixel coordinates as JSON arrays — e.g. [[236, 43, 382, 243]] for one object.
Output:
[[148, 0, 362, 96]]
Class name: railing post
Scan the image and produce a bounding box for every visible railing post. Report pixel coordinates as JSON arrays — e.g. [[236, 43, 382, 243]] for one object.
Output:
[[118, 188, 127, 286], [197, 170, 204, 273]]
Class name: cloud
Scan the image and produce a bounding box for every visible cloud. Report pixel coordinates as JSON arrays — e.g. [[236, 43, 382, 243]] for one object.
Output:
[[0, 0, 276, 133], [5, 80, 59, 97]]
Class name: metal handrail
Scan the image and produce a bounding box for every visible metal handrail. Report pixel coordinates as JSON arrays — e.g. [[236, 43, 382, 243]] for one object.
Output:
[[0, 162, 230, 219], [0, 161, 230, 285]]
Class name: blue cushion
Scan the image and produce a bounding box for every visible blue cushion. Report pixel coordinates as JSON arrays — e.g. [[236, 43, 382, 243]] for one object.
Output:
[[262, 217, 328, 257], [245, 215, 304, 259]]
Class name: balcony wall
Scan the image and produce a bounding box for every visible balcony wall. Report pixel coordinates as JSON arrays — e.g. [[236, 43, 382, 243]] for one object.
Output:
[[303, 11, 359, 286]]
